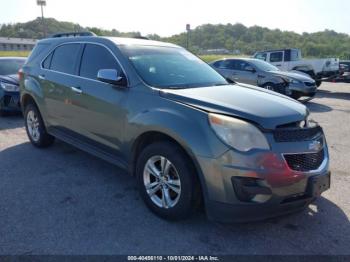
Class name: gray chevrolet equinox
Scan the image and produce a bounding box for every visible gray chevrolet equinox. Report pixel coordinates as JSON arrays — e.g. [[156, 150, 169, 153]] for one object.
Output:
[[19, 33, 330, 222]]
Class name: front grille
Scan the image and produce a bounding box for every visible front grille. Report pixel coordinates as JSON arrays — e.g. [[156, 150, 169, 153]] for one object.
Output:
[[273, 126, 323, 142], [304, 82, 315, 87], [284, 150, 324, 172]]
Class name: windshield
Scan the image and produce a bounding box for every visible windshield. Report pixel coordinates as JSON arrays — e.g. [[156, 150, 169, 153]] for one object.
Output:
[[250, 59, 279, 72], [120, 45, 227, 88], [0, 59, 26, 75]]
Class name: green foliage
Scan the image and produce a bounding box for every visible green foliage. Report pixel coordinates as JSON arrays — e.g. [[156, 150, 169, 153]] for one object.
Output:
[[164, 23, 350, 59], [1, 19, 350, 59]]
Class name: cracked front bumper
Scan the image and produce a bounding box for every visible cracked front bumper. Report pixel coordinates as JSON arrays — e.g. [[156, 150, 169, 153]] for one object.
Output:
[[197, 133, 330, 223]]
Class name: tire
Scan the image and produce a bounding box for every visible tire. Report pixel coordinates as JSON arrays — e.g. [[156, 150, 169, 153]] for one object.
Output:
[[24, 103, 54, 148], [316, 80, 322, 87], [262, 83, 276, 92], [136, 141, 201, 220], [291, 92, 302, 100]]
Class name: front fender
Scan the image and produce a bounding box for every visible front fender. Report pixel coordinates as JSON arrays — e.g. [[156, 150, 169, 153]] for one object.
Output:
[[126, 103, 228, 160]]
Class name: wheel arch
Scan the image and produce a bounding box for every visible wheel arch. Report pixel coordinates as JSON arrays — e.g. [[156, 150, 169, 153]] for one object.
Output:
[[129, 130, 208, 206]]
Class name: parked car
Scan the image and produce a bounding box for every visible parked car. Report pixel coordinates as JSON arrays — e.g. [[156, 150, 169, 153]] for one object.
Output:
[[338, 60, 350, 82], [253, 48, 339, 87], [20, 33, 330, 222], [0, 57, 26, 115], [210, 58, 317, 100]]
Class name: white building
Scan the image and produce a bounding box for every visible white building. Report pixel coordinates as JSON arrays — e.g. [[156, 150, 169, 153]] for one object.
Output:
[[0, 37, 37, 51]]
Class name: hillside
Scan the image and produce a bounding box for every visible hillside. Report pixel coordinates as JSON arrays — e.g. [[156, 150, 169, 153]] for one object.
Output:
[[1, 18, 350, 59]]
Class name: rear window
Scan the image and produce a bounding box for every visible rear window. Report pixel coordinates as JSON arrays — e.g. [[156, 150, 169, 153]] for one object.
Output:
[[50, 44, 81, 75]]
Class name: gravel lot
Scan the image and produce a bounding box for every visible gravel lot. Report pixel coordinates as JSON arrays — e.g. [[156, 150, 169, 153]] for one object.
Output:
[[0, 82, 349, 255]]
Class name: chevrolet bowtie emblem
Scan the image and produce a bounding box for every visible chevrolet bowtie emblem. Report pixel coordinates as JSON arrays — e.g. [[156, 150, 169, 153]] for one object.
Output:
[[309, 140, 322, 151]]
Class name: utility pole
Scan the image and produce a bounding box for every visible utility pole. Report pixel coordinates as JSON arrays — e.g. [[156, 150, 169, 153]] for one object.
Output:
[[186, 24, 191, 50], [37, 0, 47, 37]]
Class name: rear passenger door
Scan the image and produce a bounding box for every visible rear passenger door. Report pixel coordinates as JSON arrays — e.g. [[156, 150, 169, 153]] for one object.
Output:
[[40, 43, 83, 129], [231, 60, 258, 85], [212, 60, 236, 81], [68, 43, 128, 152]]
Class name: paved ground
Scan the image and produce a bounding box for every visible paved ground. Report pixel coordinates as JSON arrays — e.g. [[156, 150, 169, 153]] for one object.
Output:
[[0, 82, 349, 255]]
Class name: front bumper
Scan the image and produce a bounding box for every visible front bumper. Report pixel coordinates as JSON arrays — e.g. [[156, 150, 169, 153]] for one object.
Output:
[[0, 90, 21, 112], [288, 82, 317, 96], [317, 70, 340, 79], [198, 131, 330, 223]]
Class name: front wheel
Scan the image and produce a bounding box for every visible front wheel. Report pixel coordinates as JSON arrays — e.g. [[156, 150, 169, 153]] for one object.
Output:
[[316, 80, 322, 87], [136, 141, 201, 220], [24, 103, 55, 148], [262, 83, 276, 92]]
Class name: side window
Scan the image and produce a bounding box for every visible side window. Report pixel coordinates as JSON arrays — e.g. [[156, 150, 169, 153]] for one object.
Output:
[[235, 61, 251, 71], [214, 60, 234, 70], [50, 44, 81, 74], [255, 53, 267, 61], [79, 44, 121, 80], [213, 61, 222, 68], [42, 52, 53, 69], [270, 52, 283, 63]]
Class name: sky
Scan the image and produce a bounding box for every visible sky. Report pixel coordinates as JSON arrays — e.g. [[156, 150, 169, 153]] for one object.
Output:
[[1, 0, 350, 37]]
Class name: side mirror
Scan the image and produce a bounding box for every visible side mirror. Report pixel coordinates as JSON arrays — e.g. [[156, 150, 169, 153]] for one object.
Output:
[[97, 69, 125, 86]]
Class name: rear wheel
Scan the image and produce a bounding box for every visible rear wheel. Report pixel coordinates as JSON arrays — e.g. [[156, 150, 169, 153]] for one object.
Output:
[[136, 141, 201, 220], [24, 103, 54, 148]]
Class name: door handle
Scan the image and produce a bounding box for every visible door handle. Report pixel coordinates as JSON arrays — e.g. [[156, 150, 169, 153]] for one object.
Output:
[[38, 74, 45, 80], [71, 86, 82, 94]]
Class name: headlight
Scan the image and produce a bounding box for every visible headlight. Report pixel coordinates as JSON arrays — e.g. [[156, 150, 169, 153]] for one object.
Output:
[[0, 82, 19, 92], [209, 113, 270, 152]]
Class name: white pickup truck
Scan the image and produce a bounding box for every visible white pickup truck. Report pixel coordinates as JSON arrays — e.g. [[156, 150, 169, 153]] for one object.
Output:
[[253, 48, 339, 86]]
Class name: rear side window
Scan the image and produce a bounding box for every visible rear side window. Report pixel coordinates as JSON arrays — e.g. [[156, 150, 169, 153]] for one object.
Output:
[[270, 52, 283, 63], [50, 44, 81, 75], [26, 43, 49, 64], [213, 60, 234, 70], [79, 44, 121, 80], [234, 60, 252, 71], [42, 52, 53, 69]]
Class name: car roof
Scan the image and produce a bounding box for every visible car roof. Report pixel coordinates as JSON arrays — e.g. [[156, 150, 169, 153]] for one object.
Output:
[[212, 57, 260, 63], [39, 35, 180, 49], [105, 37, 180, 48], [255, 48, 298, 53]]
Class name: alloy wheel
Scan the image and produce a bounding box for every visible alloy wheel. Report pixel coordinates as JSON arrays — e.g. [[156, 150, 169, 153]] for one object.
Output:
[[26, 110, 40, 142], [143, 155, 181, 209]]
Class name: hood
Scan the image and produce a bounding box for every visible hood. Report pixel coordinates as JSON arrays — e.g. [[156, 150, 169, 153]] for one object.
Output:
[[269, 70, 314, 82], [0, 74, 19, 85], [160, 84, 308, 129]]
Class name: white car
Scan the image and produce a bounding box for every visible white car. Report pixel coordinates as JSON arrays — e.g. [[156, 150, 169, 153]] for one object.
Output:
[[253, 48, 339, 86]]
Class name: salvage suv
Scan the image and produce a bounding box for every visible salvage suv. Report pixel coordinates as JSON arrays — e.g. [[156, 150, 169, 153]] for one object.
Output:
[[20, 32, 330, 222]]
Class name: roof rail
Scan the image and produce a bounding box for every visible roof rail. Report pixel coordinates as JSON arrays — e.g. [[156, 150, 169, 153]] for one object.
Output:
[[49, 32, 96, 38], [133, 36, 149, 40]]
